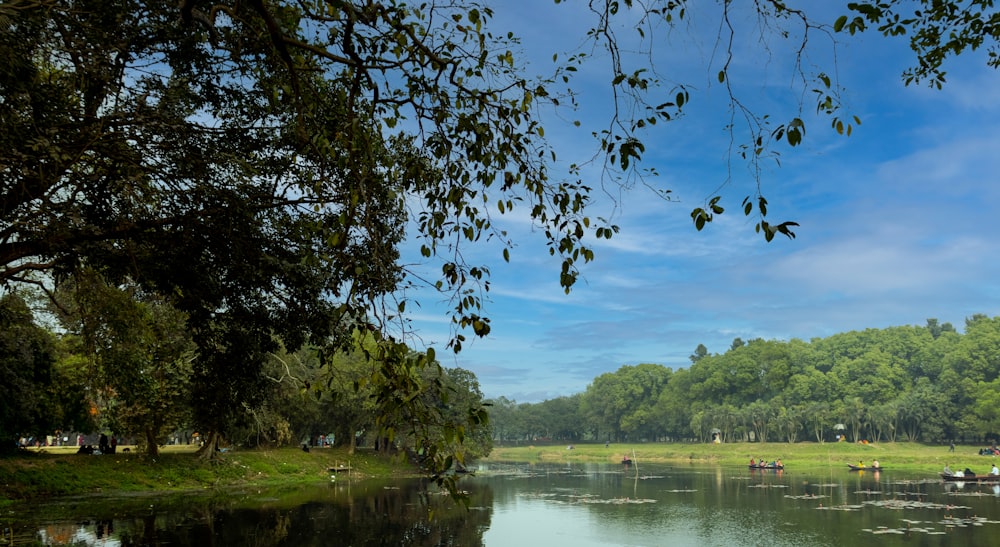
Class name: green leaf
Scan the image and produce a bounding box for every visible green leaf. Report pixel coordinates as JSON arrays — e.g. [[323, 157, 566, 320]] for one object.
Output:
[[834, 15, 848, 32]]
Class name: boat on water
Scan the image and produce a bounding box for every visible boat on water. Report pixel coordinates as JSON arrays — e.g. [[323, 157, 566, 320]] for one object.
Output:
[[847, 464, 884, 471], [940, 472, 1000, 482], [749, 464, 784, 470]]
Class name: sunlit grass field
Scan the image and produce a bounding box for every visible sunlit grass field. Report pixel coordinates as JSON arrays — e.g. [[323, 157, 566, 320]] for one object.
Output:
[[484, 441, 994, 474], [20, 443, 197, 455]]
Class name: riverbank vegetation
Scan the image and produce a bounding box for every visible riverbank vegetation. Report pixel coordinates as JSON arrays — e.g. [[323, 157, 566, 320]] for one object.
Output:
[[2, 289, 492, 487], [487, 317, 1000, 447], [484, 441, 987, 475], [5, 440, 985, 503], [0, 446, 416, 502]]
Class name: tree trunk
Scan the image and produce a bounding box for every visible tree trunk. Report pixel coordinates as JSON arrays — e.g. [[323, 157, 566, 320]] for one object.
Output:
[[195, 431, 224, 461], [145, 427, 159, 458], [376, 436, 393, 455]]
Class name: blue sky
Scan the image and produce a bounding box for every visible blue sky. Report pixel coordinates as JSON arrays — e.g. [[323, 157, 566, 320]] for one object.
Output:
[[402, 2, 1000, 403]]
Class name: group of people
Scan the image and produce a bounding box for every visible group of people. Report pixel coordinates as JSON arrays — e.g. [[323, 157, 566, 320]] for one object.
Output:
[[19, 432, 126, 453], [749, 457, 782, 468], [944, 463, 1000, 477], [75, 433, 118, 455], [856, 459, 880, 469]]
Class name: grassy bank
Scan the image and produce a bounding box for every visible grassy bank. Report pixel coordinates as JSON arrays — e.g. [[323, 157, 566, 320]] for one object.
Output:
[[6, 441, 992, 502], [0, 445, 418, 502], [483, 441, 992, 473]]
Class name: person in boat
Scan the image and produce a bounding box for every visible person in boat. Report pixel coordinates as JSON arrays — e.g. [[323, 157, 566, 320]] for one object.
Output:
[[750, 458, 756, 466], [991, 464, 999, 476], [944, 464, 953, 475], [964, 467, 976, 478], [872, 459, 880, 469], [857, 460, 865, 469], [776, 459, 783, 468]]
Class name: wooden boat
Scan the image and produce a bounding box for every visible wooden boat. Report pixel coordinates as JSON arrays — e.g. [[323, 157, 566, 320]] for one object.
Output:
[[847, 464, 884, 471], [749, 464, 784, 470], [940, 472, 1000, 482]]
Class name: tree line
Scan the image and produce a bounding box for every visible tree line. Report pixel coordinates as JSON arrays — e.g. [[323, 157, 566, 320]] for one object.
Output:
[[1, 287, 492, 465], [488, 317, 1000, 445]]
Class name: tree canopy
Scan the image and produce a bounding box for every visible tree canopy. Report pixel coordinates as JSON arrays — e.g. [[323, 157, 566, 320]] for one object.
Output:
[[7, 0, 998, 343], [489, 317, 999, 445], [0, 293, 59, 448]]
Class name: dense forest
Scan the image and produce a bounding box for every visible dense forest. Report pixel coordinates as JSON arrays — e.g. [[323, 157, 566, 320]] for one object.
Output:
[[488, 316, 1000, 446]]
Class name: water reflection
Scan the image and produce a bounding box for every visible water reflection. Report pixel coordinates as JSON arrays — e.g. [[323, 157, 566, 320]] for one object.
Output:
[[37, 522, 118, 547], [11, 480, 492, 546], [476, 463, 1000, 546], [10, 464, 1000, 546]]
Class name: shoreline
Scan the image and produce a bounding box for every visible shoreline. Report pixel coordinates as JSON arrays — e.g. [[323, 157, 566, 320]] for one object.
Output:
[[481, 440, 985, 474], [0, 445, 420, 503], [4, 440, 989, 502]]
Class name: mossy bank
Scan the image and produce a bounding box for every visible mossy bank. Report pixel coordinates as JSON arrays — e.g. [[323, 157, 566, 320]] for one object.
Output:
[[0, 445, 419, 502]]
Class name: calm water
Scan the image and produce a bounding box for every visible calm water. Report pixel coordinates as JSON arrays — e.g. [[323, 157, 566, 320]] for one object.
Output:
[[6, 463, 1000, 546]]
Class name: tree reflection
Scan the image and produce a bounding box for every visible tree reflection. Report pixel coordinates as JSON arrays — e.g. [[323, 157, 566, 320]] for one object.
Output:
[[29, 480, 493, 546]]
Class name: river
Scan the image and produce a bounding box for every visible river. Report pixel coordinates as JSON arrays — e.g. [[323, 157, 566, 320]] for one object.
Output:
[[6, 462, 1000, 546]]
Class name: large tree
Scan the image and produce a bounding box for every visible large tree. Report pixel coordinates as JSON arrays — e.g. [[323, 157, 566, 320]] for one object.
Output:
[[55, 271, 196, 457], [0, 0, 574, 471]]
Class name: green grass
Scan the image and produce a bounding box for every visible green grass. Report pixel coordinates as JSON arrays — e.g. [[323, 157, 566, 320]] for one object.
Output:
[[484, 441, 991, 473], [5, 440, 988, 502], [0, 445, 420, 501]]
